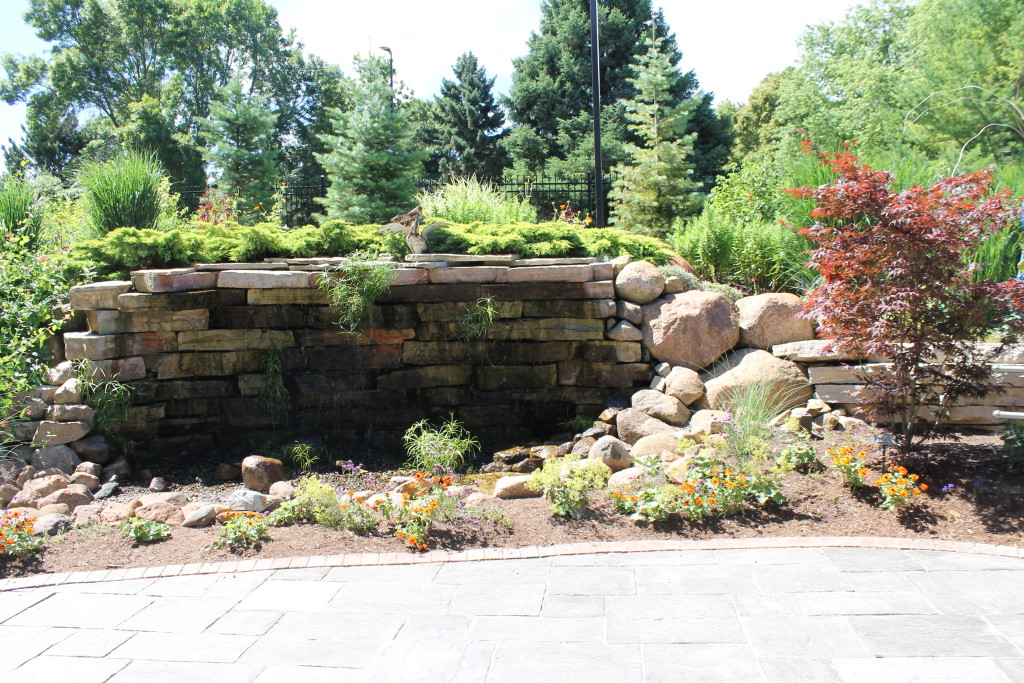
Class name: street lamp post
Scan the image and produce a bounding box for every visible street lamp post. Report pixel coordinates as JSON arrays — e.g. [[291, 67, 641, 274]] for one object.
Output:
[[589, 0, 604, 227], [379, 46, 394, 112]]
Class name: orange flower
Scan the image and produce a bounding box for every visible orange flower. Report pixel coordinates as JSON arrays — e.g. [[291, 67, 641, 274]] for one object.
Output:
[[918, 483, 928, 491]]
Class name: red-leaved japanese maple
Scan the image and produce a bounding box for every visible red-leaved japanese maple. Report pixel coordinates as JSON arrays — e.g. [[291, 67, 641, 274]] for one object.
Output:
[[791, 145, 1024, 449]]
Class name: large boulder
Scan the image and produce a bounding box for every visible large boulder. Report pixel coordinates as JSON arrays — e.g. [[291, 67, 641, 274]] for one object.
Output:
[[736, 293, 815, 350], [614, 261, 665, 305], [630, 390, 690, 426], [662, 367, 705, 405], [28, 445, 81, 475], [614, 408, 677, 445], [241, 455, 287, 493], [641, 292, 739, 369], [588, 435, 632, 472], [630, 433, 682, 460], [703, 350, 811, 413]]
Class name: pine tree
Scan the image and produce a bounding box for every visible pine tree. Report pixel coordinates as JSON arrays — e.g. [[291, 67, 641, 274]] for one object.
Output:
[[316, 57, 425, 224], [610, 35, 702, 235], [200, 79, 280, 223], [506, 1, 731, 185], [429, 53, 508, 179]]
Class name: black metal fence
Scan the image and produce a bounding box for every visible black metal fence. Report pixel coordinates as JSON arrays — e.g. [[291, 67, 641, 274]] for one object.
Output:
[[176, 174, 613, 226]]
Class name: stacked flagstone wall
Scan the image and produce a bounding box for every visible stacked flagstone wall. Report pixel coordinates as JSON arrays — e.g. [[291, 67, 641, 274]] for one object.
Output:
[[25, 255, 651, 459]]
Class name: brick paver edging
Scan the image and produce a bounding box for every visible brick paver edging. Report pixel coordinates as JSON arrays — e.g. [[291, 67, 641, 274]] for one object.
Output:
[[1, 535, 1020, 592]]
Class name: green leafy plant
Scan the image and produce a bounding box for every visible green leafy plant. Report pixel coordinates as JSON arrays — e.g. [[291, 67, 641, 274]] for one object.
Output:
[[561, 415, 596, 434], [829, 446, 869, 489], [458, 297, 498, 340], [1002, 422, 1024, 465], [377, 471, 457, 550], [417, 176, 537, 224], [403, 415, 479, 471], [318, 251, 397, 332], [258, 345, 290, 413], [120, 517, 172, 543], [208, 512, 270, 550], [776, 441, 819, 471], [267, 475, 377, 533], [873, 463, 927, 510], [73, 359, 136, 435], [0, 175, 43, 249], [78, 151, 165, 234], [526, 455, 611, 518]]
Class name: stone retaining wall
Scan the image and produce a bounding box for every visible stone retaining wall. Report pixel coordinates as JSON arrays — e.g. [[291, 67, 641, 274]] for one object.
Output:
[[19, 255, 652, 460]]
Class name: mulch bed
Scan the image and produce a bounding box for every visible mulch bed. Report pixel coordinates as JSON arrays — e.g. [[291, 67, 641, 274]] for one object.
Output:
[[3, 433, 1022, 578]]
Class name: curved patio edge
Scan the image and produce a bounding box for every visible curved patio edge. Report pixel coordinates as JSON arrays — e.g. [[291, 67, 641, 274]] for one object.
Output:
[[2, 535, 1021, 592]]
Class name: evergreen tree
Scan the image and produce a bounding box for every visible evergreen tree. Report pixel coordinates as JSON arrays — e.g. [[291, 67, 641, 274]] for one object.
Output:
[[429, 52, 508, 179], [506, 1, 731, 186], [610, 35, 701, 235], [316, 56, 425, 224], [200, 79, 280, 224]]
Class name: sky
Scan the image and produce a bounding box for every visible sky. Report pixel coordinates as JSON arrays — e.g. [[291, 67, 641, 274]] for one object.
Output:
[[0, 0, 864, 172]]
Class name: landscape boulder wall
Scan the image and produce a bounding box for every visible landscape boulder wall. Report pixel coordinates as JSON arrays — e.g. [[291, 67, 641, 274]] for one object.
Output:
[[640, 291, 739, 370]]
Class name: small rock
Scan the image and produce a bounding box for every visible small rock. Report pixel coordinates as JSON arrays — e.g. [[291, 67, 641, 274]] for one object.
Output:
[[616, 300, 644, 325], [631, 389, 691, 426], [805, 399, 832, 417], [580, 424, 614, 439], [23, 474, 69, 498], [37, 503, 72, 517], [513, 458, 542, 473], [663, 275, 687, 294], [32, 513, 72, 536], [38, 488, 92, 511], [615, 408, 677, 445], [609, 254, 631, 276], [615, 261, 666, 305], [607, 320, 644, 342], [665, 457, 696, 484], [598, 407, 620, 423], [214, 463, 241, 481], [16, 465, 35, 487], [75, 461, 103, 478], [0, 483, 18, 508], [607, 466, 645, 489], [8, 489, 42, 508], [480, 461, 510, 473], [70, 435, 114, 465], [53, 378, 82, 404], [225, 489, 279, 512], [138, 491, 189, 507], [181, 504, 218, 528], [654, 362, 672, 377], [837, 415, 870, 431], [269, 481, 296, 499], [493, 475, 541, 499], [28, 445, 81, 474], [69, 471, 100, 491], [588, 435, 632, 472], [71, 504, 103, 527], [683, 410, 731, 440], [241, 455, 287, 493], [649, 375, 667, 391], [494, 447, 531, 465], [102, 457, 132, 483], [465, 492, 495, 506], [94, 481, 120, 500], [571, 437, 597, 457], [148, 477, 167, 492], [99, 500, 141, 523], [630, 433, 683, 460], [134, 501, 184, 525], [663, 367, 706, 406]]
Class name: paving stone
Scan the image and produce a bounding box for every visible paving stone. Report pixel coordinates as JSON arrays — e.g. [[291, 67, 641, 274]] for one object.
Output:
[[109, 660, 265, 683], [757, 657, 842, 683], [488, 643, 642, 683], [45, 627, 135, 657], [0, 590, 52, 622], [729, 593, 803, 618], [5, 655, 129, 681], [373, 638, 493, 682], [237, 614, 400, 669], [117, 596, 237, 633], [606, 614, 745, 644], [447, 582, 545, 616], [741, 616, 868, 658], [5, 592, 154, 628], [994, 658, 1024, 682], [268, 567, 329, 581], [752, 564, 853, 593], [392, 614, 471, 642], [830, 656, 1012, 682], [848, 614, 1020, 657], [906, 570, 1024, 615], [433, 558, 551, 584], [109, 631, 257, 663], [540, 595, 606, 618], [905, 550, 1024, 571], [141, 572, 271, 599], [234, 579, 342, 612], [546, 566, 636, 595], [641, 643, 763, 683], [0, 625, 74, 676], [205, 610, 283, 636], [636, 565, 758, 594], [822, 547, 926, 572], [323, 562, 441, 583], [327, 581, 456, 614], [794, 590, 937, 616], [714, 547, 827, 565], [606, 549, 718, 566]]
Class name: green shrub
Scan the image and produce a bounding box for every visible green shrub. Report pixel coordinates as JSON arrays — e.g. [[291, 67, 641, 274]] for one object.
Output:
[[208, 512, 270, 550], [457, 297, 498, 340], [403, 415, 479, 471], [0, 176, 43, 249], [121, 517, 172, 543], [417, 176, 537, 224], [318, 251, 397, 332], [73, 359, 137, 435], [267, 475, 376, 533], [78, 151, 166, 234], [526, 455, 611, 518]]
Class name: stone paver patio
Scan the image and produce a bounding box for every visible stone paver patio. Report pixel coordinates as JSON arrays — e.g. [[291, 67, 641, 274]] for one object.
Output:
[[1, 538, 1023, 682]]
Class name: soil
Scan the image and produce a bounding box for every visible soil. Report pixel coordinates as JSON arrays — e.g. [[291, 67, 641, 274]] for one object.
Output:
[[3, 432, 1022, 578]]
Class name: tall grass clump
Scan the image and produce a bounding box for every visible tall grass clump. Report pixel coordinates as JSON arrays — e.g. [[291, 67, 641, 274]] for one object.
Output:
[[79, 151, 165, 234], [0, 176, 43, 248], [417, 176, 537, 224]]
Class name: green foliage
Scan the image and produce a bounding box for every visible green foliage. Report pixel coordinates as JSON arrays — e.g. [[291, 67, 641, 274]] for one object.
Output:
[[417, 177, 536, 224], [829, 446, 869, 490], [0, 510, 44, 560], [776, 441, 819, 472], [74, 359, 137, 435], [121, 517, 172, 544], [377, 473, 458, 550], [1001, 422, 1024, 465], [423, 52, 509, 178], [201, 79, 281, 224], [209, 512, 270, 550], [267, 475, 377, 532], [403, 415, 480, 471], [258, 346, 290, 413], [316, 56, 426, 224], [458, 298, 498, 341], [318, 251, 397, 332], [716, 379, 800, 448], [610, 34, 702, 235], [78, 151, 165, 234], [526, 455, 611, 518], [0, 175, 43, 249]]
